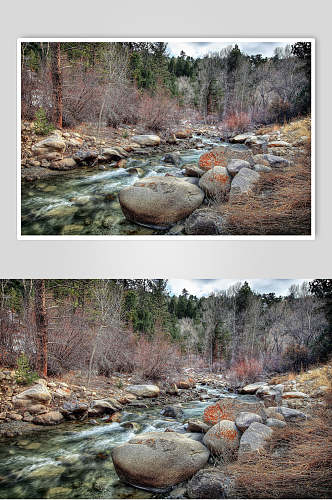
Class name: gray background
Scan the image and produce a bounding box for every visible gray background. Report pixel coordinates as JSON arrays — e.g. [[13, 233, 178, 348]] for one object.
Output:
[[1, 0, 330, 279]]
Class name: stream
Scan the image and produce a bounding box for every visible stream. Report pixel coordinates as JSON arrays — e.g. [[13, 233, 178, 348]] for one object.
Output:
[[0, 387, 258, 499], [21, 136, 227, 236]]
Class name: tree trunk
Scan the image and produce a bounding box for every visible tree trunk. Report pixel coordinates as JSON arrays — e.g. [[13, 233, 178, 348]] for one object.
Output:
[[34, 280, 48, 377], [51, 42, 63, 128]]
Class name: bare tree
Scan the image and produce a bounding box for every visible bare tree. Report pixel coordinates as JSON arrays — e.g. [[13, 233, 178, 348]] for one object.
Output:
[[50, 42, 63, 128], [34, 279, 48, 377]]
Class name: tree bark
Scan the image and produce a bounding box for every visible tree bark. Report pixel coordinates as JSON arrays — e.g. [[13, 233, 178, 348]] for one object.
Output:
[[34, 280, 48, 377], [51, 42, 63, 128]]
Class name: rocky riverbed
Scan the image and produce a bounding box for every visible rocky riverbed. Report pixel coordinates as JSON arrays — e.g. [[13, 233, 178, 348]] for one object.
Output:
[[0, 364, 327, 499], [20, 120, 309, 236]]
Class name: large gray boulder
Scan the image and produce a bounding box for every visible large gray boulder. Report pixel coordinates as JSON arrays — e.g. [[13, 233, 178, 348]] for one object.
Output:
[[229, 168, 260, 198], [199, 166, 231, 199], [126, 384, 160, 398], [131, 134, 161, 146], [187, 469, 235, 499], [227, 159, 251, 177], [32, 136, 66, 157], [253, 154, 291, 168], [13, 384, 52, 408], [238, 422, 272, 455], [235, 412, 263, 432], [203, 420, 240, 456], [111, 432, 210, 491], [185, 209, 224, 235], [119, 177, 204, 228]]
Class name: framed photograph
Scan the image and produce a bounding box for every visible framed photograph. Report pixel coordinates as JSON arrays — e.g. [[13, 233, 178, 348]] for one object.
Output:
[[18, 38, 315, 240]]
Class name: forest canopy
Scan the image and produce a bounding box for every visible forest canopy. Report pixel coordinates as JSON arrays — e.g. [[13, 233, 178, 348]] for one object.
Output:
[[0, 279, 330, 383], [21, 41, 311, 132]]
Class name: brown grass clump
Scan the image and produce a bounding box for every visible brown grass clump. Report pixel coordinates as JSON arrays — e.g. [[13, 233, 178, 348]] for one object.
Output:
[[227, 409, 332, 498], [219, 143, 311, 235]]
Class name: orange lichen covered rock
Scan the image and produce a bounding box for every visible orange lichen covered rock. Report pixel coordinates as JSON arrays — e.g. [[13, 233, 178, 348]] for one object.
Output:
[[203, 420, 240, 455], [198, 146, 254, 172], [203, 402, 233, 425], [199, 166, 231, 199]]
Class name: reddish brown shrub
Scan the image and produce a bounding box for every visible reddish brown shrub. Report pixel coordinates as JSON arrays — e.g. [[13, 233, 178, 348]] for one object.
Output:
[[134, 334, 182, 379], [222, 111, 251, 133], [227, 357, 263, 385]]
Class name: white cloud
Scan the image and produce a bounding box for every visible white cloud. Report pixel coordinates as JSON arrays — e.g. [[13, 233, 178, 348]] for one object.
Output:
[[167, 41, 290, 59], [167, 279, 308, 297]]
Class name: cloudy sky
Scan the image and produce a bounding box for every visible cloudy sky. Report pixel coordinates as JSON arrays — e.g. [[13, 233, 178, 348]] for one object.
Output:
[[167, 41, 290, 59], [167, 279, 308, 297]]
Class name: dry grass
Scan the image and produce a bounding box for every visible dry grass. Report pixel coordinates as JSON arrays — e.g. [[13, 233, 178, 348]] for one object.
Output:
[[257, 116, 311, 140], [297, 364, 332, 388], [227, 407, 332, 498], [218, 144, 311, 235], [270, 371, 297, 384]]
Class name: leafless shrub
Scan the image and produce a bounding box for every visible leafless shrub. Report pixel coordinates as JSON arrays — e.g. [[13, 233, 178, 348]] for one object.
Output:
[[138, 87, 181, 132], [134, 334, 182, 379]]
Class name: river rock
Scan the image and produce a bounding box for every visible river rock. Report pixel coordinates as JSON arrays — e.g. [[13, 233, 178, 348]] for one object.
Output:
[[73, 150, 98, 165], [227, 159, 251, 177], [163, 153, 181, 166], [131, 135, 161, 146], [262, 407, 285, 421], [111, 432, 209, 491], [187, 419, 211, 434], [32, 136, 66, 156], [161, 406, 184, 418], [183, 164, 205, 177], [254, 164, 272, 172], [267, 140, 291, 147], [185, 208, 224, 235], [199, 166, 231, 199], [240, 382, 268, 394], [174, 128, 192, 139], [198, 146, 254, 172], [238, 422, 273, 455], [119, 177, 204, 228], [91, 399, 122, 414], [230, 133, 255, 144], [266, 418, 286, 428], [187, 469, 235, 499], [100, 148, 125, 161], [61, 401, 89, 419], [33, 410, 64, 425], [203, 420, 240, 456], [253, 154, 291, 168], [50, 158, 77, 170], [229, 168, 260, 198], [235, 412, 263, 432], [273, 406, 307, 421], [46, 487, 72, 498], [282, 391, 309, 399], [126, 384, 160, 398], [13, 384, 52, 407]]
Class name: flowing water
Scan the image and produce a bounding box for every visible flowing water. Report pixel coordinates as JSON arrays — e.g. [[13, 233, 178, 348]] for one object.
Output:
[[0, 387, 258, 499], [21, 136, 226, 236]]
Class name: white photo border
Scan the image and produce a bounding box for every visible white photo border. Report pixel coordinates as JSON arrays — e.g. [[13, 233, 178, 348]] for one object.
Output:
[[17, 37, 315, 241]]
